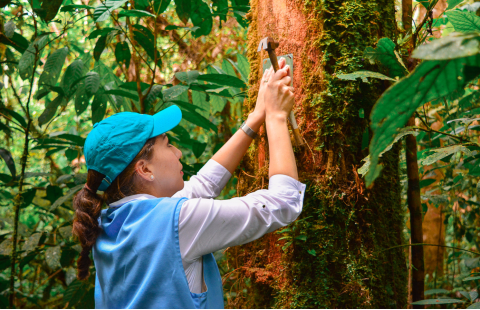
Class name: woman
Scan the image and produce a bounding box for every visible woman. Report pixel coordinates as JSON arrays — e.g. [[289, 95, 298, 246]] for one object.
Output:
[[72, 58, 306, 309]]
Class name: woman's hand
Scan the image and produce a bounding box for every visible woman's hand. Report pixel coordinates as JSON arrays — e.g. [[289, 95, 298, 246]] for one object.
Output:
[[264, 61, 294, 120], [251, 58, 288, 122]]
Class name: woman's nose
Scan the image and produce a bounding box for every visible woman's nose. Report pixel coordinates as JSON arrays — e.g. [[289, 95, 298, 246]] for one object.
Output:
[[175, 147, 182, 159]]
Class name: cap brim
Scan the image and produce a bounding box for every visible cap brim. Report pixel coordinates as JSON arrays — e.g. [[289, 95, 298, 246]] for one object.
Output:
[[151, 105, 182, 137]]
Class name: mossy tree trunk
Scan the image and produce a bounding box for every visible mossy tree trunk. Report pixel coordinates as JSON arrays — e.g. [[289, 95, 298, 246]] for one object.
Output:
[[225, 0, 408, 308]]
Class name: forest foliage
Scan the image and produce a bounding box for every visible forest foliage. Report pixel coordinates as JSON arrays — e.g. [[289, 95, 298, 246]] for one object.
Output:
[[0, 0, 249, 307]]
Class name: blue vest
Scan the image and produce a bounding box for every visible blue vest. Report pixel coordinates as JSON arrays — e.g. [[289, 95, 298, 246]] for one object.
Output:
[[93, 197, 225, 309]]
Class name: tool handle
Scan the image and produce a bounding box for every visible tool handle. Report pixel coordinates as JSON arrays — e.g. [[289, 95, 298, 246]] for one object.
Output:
[[288, 111, 305, 146], [267, 50, 280, 72]]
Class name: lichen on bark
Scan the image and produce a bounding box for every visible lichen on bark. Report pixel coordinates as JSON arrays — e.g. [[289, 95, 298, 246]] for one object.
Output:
[[224, 0, 408, 308]]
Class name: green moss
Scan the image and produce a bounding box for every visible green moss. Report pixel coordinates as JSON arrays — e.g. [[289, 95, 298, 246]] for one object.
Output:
[[225, 0, 407, 308]]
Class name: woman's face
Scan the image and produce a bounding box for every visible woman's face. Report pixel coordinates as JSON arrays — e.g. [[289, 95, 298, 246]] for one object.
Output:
[[139, 134, 184, 197]]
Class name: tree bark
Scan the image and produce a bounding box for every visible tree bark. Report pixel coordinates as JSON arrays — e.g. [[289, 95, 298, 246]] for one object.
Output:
[[403, 0, 425, 304], [406, 117, 425, 306], [225, 0, 408, 308]]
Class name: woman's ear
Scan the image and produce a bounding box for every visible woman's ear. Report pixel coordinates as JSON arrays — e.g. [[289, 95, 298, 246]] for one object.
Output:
[[135, 159, 154, 182]]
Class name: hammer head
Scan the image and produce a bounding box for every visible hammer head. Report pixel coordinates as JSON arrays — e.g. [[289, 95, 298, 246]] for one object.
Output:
[[257, 37, 279, 52]]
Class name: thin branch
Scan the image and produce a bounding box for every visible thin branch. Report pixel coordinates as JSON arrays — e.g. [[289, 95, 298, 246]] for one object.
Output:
[[9, 13, 39, 307], [380, 243, 480, 256]]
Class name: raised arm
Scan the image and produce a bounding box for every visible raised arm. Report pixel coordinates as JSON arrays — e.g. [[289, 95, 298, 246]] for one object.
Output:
[[264, 64, 298, 180], [211, 58, 287, 174]]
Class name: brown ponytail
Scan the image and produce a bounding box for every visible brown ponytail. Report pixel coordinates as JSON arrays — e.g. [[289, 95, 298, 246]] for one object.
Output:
[[72, 136, 157, 280]]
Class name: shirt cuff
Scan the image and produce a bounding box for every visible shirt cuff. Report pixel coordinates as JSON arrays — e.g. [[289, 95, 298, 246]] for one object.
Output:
[[197, 159, 232, 189], [268, 174, 306, 198]]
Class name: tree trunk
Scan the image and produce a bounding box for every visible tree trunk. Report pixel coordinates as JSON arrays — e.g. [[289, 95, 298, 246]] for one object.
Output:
[[224, 0, 408, 308]]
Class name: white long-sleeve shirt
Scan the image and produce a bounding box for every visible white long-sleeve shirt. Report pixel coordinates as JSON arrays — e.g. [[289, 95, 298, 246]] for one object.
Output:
[[109, 159, 306, 294]]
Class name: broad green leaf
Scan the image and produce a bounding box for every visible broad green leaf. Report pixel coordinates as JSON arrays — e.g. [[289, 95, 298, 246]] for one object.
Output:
[[212, 0, 228, 21], [153, 0, 171, 14], [133, 0, 150, 8], [18, 34, 50, 80], [74, 82, 91, 116], [61, 59, 84, 97], [88, 27, 119, 39], [167, 100, 206, 112], [232, 4, 249, 28], [468, 302, 480, 309], [61, 4, 95, 12], [103, 83, 127, 112], [93, 35, 108, 62], [76, 288, 95, 308], [132, 25, 161, 66], [222, 59, 237, 77], [0, 148, 15, 180], [119, 81, 150, 92], [210, 95, 226, 114], [45, 245, 61, 270], [144, 84, 164, 114], [413, 33, 480, 60], [40, 0, 64, 22], [94, 0, 129, 22], [459, 290, 473, 301], [416, 0, 432, 10], [424, 289, 450, 295], [366, 55, 480, 186], [0, 239, 12, 256], [92, 94, 108, 125], [446, 0, 464, 10], [85, 72, 100, 96], [118, 9, 156, 18], [22, 233, 41, 253], [50, 184, 84, 211], [463, 276, 480, 281], [38, 95, 64, 126], [20, 188, 36, 208], [465, 257, 480, 269], [192, 90, 210, 117], [103, 89, 140, 101], [236, 54, 250, 82], [447, 10, 480, 33], [197, 74, 246, 88], [411, 299, 464, 305], [175, 0, 191, 24], [295, 235, 307, 241], [419, 145, 472, 166], [38, 47, 69, 87], [419, 178, 435, 188], [471, 291, 479, 302], [1, 106, 27, 128], [175, 70, 200, 84], [115, 41, 131, 69], [59, 226, 73, 240], [64, 280, 91, 307], [4, 20, 15, 38], [163, 85, 188, 101], [191, 0, 213, 37], [1, 32, 29, 54], [45, 147, 66, 156], [364, 38, 408, 79], [337, 70, 396, 82], [65, 149, 78, 161], [192, 141, 207, 158], [181, 109, 217, 133]]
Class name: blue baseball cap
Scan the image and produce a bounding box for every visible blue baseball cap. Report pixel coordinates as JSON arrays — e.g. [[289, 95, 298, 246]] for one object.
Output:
[[84, 105, 182, 191]]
